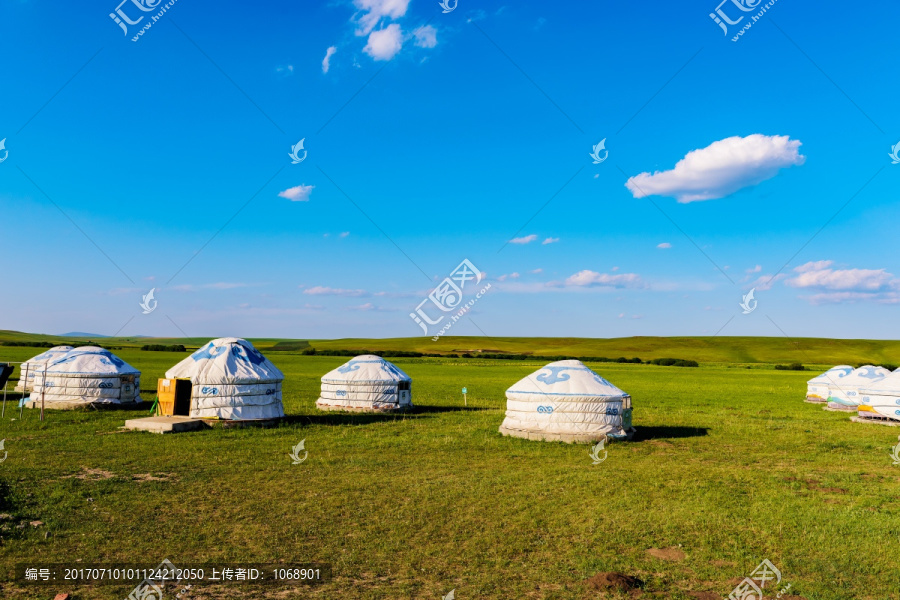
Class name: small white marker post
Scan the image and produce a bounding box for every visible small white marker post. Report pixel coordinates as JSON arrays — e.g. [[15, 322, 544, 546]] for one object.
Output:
[[462, 387, 467, 407]]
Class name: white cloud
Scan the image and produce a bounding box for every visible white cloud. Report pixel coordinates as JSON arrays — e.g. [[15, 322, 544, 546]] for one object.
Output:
[[413, 25, 437, 48], [497, 272, 521, 282], [364, 24, 404, 61], [510, 234, 538, 245], [303, 286, 369, 297], [542, 237, 559, 245], [657, 242, 672, 249], [276, 65, 294, 75], [278, 184, 314, 202], [563, 270, 643, 288], [354, 0, 410, 35], [749, 273, 787, 291], [530, 268, 543, 274], [747, 265, 762, 273], [625, 134, 805, 203], [322, 46, 337, 73], [786, 260, 893, 291], [347, 302, 396, 312], [340, 231, 350, 238]]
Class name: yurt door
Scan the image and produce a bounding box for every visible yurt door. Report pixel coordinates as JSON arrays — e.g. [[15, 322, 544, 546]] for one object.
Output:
[[398, 381, 411, 406], [173, 379, 192, 416]]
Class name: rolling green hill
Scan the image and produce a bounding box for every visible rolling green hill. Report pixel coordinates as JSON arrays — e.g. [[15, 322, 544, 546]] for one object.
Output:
[[1, 330, 899, 366]]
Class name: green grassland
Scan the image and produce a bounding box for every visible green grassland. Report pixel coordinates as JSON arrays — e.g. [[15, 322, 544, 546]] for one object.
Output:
[[5, 329, 900, 365], [0, 338, 899, 599]]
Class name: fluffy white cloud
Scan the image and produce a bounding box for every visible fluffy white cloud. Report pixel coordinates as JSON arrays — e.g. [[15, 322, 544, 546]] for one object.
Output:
[[497, 272, 521, 282], [657, 242, 672, 249], [364, 24, 404, 61], [278, 184, 314, 202], [510, 234, 538, 245], [354, 0, 410, 35], [347, 302, 396, 312], [303, 286, 369, 297], [625, 134, 805, 203], [413, 25, 437, 48], [340, 231, 350, 238], [786, 260, 893, 291], [322, 46, 337, 73], [542, 237, 559, 245], [563, 270, 643, 288]]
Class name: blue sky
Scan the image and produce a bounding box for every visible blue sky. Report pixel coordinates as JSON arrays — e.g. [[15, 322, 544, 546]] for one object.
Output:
[[1, 0, 898, 340]]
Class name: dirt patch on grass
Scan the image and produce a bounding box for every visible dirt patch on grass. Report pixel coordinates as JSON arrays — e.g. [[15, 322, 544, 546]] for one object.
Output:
[[804, 479, 847, 494], [646, 547, 685, 561], [785, 477, 847, 494], [688, 593, 719, 600], [586, 572, 644, 592], [711, 559, 735, 567], [132, 473, 177, 482], [62, 468, 115, 481]]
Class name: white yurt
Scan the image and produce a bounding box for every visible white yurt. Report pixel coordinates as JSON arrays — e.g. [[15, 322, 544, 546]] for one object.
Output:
[[29, 347, 141, 407], [316, 355, 412, 412], [164, 338, 284, 420], [805, 365, 854, 403], [14, 345, 74, 392], [499, 360, 634, 443], [857, 368, 900, 421], [825, 365, 891, 411]]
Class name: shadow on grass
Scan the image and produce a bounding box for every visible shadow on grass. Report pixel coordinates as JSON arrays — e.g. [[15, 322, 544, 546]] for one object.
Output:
[[632, 425, 709, 441], [410, 405, 490, 414], [283, 405, 488, 427]]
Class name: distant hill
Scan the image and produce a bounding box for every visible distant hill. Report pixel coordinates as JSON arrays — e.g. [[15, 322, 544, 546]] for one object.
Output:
[[58, 332, 109, 338], [1, 331, 898, 365]]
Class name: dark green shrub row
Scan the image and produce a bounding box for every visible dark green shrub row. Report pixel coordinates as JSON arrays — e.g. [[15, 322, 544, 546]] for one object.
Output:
[[140, 344, 187, 352]]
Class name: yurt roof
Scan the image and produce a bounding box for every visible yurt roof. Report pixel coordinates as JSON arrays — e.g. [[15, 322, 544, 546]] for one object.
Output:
[[807, 365, 854, 385], [23, 346, 74, 365], [831, 365, 891, 387], [46, 347, 139, 375], [165, 337, 283, 384], [321, 355, 411, 384], [506, 360, 628, 399], [860, 367, 900, 394]]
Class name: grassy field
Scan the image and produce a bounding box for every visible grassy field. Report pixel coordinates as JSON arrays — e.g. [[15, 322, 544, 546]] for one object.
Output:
[[5, 329, 900, 365], [1, 344, 900, 599]]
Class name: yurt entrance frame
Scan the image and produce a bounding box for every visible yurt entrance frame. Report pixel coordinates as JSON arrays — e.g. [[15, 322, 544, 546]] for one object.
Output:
[[157, 378, 193, 417], [397, 380, 411, 405]]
